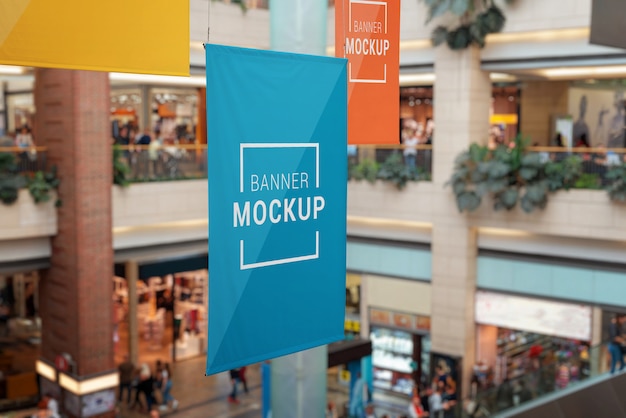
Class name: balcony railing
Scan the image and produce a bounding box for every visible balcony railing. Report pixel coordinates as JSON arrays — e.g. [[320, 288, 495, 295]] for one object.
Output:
[[349, 144, 433, 184], [114, 144, 208, 183], [527, 146, 626, 189], [0, 147, 48, 174]]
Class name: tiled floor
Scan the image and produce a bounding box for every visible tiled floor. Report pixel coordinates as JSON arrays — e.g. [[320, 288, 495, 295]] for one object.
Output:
[[119, 357, 408, 418], [5, 355, 408, 418], [120, 358, 263, 418]]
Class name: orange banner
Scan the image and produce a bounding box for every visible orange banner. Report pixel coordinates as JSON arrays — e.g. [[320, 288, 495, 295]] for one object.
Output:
[[335, 0, 400, 145]]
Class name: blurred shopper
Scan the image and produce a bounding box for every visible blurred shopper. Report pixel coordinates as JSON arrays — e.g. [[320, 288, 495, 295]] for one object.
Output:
[[429, 385, 444, 418], [135, 127, 152, 179], [159, 363, 178, 411], [15, 125, 36, 170], [239, 365, 249, 393], [517, 380, 533, 404], [118, 355, 135, 405], [403, 120, 419, 169], [495, 378, 513, 411], [35, 392, 59, 418], [149, 129, 164, 178], [365, 404, 377, 418], [131, 363, 156, 413], [228, 368, 241, 404], [608, 315, 625, 374], [326, 401, 338, 418], [408, 394, 425, 418]]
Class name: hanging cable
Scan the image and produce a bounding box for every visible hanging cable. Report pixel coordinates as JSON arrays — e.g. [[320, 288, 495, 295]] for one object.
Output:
[[207, 0, 212, 44]]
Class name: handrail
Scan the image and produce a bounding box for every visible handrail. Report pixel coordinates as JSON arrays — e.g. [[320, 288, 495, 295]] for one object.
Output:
[[113, 144, 434, 151], [0, 146, 48, 152], [528, 146, 626, 154], [113, 143, 207, 151]]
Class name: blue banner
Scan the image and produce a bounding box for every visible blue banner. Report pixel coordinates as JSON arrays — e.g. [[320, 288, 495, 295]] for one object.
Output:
[[206, 44, 348, 375]]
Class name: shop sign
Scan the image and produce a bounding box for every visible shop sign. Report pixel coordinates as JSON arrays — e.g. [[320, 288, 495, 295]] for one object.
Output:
[[0, 0, 189, 75], [335, 0, 400, 145], [393, 313, 413, 329], [205, 45, 348, 375], [370, 308, 392, 325], [370, 308, 431, 332], [475, 291, 592, 341]]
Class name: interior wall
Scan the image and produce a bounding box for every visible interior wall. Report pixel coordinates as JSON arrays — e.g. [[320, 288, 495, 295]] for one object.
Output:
[[520, 81, 569, 145], [365, 274, 431, 316]]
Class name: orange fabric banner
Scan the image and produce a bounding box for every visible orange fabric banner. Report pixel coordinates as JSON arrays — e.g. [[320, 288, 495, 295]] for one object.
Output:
[[335, 0, 400, 145]]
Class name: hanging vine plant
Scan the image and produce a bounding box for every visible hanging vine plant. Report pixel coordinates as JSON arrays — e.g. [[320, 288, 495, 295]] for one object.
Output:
[[424, 0, 514, 50]]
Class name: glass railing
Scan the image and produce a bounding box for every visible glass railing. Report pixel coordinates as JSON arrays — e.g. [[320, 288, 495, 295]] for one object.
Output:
[[464, 341, 610, 417], [348, 144, 433, 183], [0, 146, 48, 174], [112, 144, 434, 185], [527, 146, 626, 190], [113, 144, 207, 183]]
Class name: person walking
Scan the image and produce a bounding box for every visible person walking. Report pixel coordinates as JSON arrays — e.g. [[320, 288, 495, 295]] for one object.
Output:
[[118, 355, 135, 405], [159, 363, 179, 411], [239, 365, 249, 394], [608, 314, 625, 374], [228, 368, 241, 404], [131, 363, 156, 413]]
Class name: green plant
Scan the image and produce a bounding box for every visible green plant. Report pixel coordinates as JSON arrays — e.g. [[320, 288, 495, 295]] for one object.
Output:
[[0, 152, 60, 206], [424, 0, 514, 50], [113, 145, 130, 187], [377, 151, 424, 190], [27, 166, 61, 206], [605, 164, 626, 202], [447, 137, 584, 213], [349, 158, 379, 184], [574, 172, 602, 190], [0, 153, 23, 205]]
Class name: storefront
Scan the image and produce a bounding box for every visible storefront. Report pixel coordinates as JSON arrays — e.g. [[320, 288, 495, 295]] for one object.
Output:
[[369, 307, 431, 397], [474, 291, 593, 387], [110, 86, 200, 142], [0, 271, 41, 411], [113, 262, 208, 365], [344, 273, 361, 340]]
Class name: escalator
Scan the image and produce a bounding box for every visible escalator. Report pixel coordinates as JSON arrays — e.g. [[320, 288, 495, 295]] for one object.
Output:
[[499, 371, 626, 418], [467, 341, 626, 417]]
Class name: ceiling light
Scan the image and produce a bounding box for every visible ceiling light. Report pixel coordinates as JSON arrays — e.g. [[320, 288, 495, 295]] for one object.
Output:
[[400, 73, 435, 85], [490, 72, 517, 82], [487, 28, 590, 44], [542, 65, 626, 78], [0, 65, 24, 75], [109, 72, 205, 87]]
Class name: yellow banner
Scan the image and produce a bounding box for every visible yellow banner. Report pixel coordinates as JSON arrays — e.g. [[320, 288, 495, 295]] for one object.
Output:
[[0, 0, 189, 75], [490, 113, 518, 125]]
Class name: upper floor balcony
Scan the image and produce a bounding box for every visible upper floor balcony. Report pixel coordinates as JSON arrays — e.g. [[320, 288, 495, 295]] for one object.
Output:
[[2, 140, 626, 253]]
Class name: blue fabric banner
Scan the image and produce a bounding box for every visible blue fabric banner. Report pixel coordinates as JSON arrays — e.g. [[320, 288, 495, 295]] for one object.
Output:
[[206, 44, 348, 375]]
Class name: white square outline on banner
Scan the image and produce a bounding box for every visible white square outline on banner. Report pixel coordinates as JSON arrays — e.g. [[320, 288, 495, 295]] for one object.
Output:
[[348, 0, 388, 84], [238, 143, 320, 270]]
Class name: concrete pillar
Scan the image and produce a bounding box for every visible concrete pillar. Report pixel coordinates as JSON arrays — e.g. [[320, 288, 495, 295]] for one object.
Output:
[[590, 306, 603, 375], [430, 46, 491, 396], [35, 69, 116, 418], [125, 260, 139, 366], [270, 0, 327, 55], [268, 2, 329, 415], [271, 345, 328, 418]]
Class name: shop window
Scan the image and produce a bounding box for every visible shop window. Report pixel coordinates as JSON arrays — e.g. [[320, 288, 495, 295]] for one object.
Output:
[[0, 272, 41, 409]]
